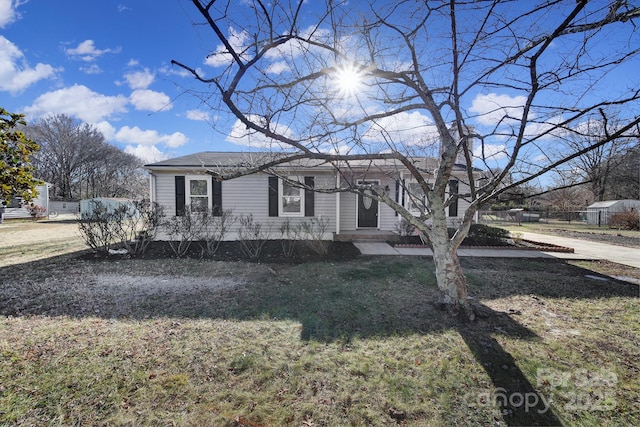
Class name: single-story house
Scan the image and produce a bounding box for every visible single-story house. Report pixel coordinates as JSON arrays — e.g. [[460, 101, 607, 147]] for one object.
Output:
[[586, 199, 640, 226], [145, 152, 480, 241], [0, 183, 49, 221]]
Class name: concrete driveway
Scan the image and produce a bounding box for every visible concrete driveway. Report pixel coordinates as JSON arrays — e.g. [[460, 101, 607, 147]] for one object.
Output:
[[520, 232, 640, 269]]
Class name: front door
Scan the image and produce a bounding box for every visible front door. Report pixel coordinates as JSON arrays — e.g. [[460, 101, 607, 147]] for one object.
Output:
[[357, 183, 379, 228]]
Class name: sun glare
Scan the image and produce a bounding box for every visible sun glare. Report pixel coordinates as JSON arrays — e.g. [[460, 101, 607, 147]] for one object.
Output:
[[334, 63, 364, 97]]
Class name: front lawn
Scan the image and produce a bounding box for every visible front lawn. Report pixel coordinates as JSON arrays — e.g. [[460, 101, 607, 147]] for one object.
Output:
[[1, 253, 638, 426]]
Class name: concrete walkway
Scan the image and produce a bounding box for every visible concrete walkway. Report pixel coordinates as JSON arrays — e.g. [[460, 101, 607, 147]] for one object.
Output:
[[354, 232, 640, 269]]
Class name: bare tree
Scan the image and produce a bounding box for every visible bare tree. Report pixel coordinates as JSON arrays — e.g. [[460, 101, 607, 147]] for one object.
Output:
[[28, 115, 147, 200], [173, 0, 640, 318], [599, 142, 640, 200], [561, 117, 637, 201]]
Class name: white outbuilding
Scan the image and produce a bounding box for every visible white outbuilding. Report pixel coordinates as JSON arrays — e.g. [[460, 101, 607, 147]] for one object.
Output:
[[586, 199, 640, 226]]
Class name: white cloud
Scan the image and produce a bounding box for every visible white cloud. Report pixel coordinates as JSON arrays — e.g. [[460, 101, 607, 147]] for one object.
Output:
[[363, 111, 439, 147], [473, 143, 508, 161], [469, 93, 529, 126], [0, 36, 58, 94], [93, 121, 116, 140], [186, 109, 210, 121], [65, 40, 120, 62], [225, 115, 294, 148], [115, 125, 188, 148], [159, 63, 200, 78], [0, 0, 25, 28], [24, 84, 128, 122], [129, 89, 171, 112], [265, 61, 290, 75], [205, 27, 251, 67], [79, 64, 102, 74], [123, 68, 154, 89], [124, 144, 168, 164]]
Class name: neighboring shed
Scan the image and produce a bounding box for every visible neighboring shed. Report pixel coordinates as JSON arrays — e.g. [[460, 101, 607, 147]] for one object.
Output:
[[0, 183, 50, 221], [49, 200, 80, 216], [586, 199, 640, 226], [80, 198, 136, 217]]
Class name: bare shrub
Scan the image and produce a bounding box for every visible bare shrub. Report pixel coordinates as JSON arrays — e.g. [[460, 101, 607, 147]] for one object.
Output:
[[198, 209, 235, 257], [163, 206, 203, 257], [394, 218, 415, 243], [237, 214, 269, 259], [609, 209, 640, 231], [299, 216, 330, 256], [278, 219, 300, 257], [78, 200, 117, 253], [113, 200, 165, 256], [26, 204, 47, 221], [78, 200, 165, 256]]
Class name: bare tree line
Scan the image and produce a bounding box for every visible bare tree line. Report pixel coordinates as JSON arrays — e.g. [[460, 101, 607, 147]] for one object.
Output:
[[26, 114, 148, 200]]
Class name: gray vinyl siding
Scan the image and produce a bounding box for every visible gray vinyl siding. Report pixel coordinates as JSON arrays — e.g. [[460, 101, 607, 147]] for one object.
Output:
[[153, 171, 337, 240], [378, 176, 399, 232], [339, 192, 357, 231], [154, 172, 178, 218], [224, 173, 336, 240]]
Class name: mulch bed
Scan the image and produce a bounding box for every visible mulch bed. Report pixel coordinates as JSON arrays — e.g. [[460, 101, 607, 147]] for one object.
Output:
[[82, 240, 362, 264], [393, 237, 575, 253]]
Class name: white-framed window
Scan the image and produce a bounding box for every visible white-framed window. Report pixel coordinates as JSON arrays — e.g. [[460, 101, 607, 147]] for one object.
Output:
[[406, 180, 427, 215], [279, 176, 304, 217], [187, 176, 211, 213]]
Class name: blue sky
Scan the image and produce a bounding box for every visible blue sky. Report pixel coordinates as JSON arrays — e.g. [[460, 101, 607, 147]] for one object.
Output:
[[2, 1, 638, 170], [1, 0, 225, 163]]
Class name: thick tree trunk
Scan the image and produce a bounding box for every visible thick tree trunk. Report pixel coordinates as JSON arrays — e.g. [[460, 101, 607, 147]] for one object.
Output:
[[426, 210, 475, 321]]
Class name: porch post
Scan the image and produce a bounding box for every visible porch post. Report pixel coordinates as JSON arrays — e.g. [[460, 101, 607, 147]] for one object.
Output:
[[335, 173, 341, 235], [398, 170, 404, 223]]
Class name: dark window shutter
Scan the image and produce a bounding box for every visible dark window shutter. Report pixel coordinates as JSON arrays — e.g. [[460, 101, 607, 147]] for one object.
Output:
[[448, 180, 459, 217], [304, 176, 315, 217], [175, 176, 185, 216], [268, 176, 279, 217], [212, 178, 222, 216], [395, 180, 400, 216], [402, 179, 406, 207]]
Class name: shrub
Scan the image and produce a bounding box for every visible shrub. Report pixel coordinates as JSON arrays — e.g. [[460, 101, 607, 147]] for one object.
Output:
[[299, 216, 330, 255], [163, 206, 203, 257], [26, 204, 47, 221], [78, 200, 164, 255], [237, 214, 269, 259], [278, 219, 300, 257], [78, 201, 116, 253], [198, 209, 235, 257], [394, 218, 415, 243], [114, 200, 165, 256], [609, 209, 640, 231], [462, 224, 510, 246]]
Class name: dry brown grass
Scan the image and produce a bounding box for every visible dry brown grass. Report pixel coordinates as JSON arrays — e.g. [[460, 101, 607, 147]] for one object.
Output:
[[1, 221, 639, 426]]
